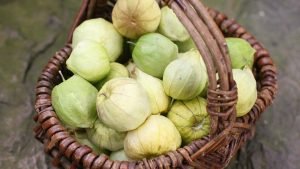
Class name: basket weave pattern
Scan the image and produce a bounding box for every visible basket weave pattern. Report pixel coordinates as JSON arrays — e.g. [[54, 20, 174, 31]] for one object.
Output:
[[33, 0, 278, 168]]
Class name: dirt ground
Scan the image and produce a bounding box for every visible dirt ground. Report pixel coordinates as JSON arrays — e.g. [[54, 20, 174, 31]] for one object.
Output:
[[0, 0, 299, 168]]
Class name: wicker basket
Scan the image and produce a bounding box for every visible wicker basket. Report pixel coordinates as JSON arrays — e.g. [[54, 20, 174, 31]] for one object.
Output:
[[33, 0, 278, 168]]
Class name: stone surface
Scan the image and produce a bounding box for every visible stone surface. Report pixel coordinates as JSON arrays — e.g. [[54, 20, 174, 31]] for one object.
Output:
[[0, 1, 80, 168], [0, 0, 299, 168]]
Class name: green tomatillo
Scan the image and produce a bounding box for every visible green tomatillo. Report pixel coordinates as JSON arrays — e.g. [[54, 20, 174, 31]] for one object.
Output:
[[51, 75, 98, 129], [74, 130, 108, 155], [127, 62, 170, 115], [226, 38, 256, 69], [86, 120, 126, 151], [112, 0, 161, 39], [158, 6, 190, 42], [133, 33, 178, 78], [163, 49, 208, 100], [110, 150, 132, 161], [96, 78, 151, 132], [233, 67, 257, 117], [66, 40, 110, 83], [175, 38, 196, 53], [167, 97, 210, 144], [95, 62, 129, 90], [72, 18, 124, 61], [124, 115, 182, 160]]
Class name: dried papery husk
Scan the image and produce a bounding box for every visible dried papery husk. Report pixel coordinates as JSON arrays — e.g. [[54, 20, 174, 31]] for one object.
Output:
[[112, 0, 161, 39], [96, 78, 151, 132], [52, 75, 98, 129], [124, 115, 181, 160], [127, 62, 170, 115], [159, 6, 189, 42], [95, 62, 129, 90], [167, 97, 210, 144], [67, 40, 110, 83], [163, 49, 208, 100], [72, 18, 124, 62], [86, 120, 126, 151]]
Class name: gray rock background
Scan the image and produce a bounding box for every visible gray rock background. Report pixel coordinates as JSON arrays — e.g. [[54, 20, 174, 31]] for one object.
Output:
[[0, 0, 299, 168]]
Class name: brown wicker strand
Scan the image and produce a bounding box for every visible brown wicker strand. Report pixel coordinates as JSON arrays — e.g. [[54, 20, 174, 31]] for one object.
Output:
[[188, 0, 234, 87], [174, 1, 238, 141], [178, 0, 230, 90], [166, 0, 240, 163]]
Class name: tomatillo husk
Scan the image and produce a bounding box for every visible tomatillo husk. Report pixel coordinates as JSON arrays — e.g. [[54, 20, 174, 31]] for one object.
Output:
[[72, 18, 123, 61], [86, 120, 126, 151], [96, 78, 151, 132], [175, 38, 196, 53], [167, 97, 210, 144], [133, 33, 178, 78], [74, 130, 108, 155], [233, 67, 257, 117], [163, 49, 208, 100], [110, 150, 132, 161], [226, 38, 256, 69], [127, 62, 170, 115], [112, 0, 161, 39], [67, 40, 110, 83], [124, 115, 181, 160], [95, 62, 129, 90], [159, 6, 189, 42], [52, 75, 98, 129]]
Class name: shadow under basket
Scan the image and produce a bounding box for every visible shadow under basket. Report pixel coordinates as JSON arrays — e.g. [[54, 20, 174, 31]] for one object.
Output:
[[33, 0, 278, 168]]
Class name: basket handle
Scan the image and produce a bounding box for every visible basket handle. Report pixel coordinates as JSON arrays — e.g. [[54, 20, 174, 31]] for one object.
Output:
[[164, 0, 237, 132], [163, 0, 238, 159]]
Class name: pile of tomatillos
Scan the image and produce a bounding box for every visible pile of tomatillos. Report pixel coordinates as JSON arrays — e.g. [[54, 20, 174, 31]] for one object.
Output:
[[52, 0, 257, 161]]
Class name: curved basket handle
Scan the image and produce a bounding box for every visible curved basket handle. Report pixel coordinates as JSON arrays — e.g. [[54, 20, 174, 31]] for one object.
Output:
[[163, 0, 238, 160], [164, 0, 237, 134]]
